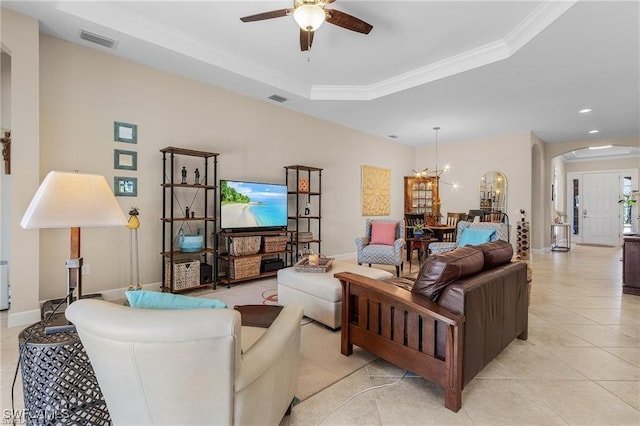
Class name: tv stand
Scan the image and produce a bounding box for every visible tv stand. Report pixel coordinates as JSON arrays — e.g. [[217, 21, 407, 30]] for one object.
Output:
[[217, 229, 290, 288]]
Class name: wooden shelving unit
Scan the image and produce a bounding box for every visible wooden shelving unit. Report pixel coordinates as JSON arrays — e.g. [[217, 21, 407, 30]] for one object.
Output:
[[160, 146, 218, 293], [285, 165, 322, 265]]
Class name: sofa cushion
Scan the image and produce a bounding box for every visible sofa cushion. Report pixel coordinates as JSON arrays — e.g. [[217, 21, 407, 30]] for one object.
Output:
[[479, 240, 514, 269], [370, 221, 397, 245], [126, 290, 227, 310], [457, 228, 496, 247], [412, 245, 484, 300]]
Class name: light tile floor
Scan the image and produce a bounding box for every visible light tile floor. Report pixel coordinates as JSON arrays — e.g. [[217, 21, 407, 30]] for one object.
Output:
[[2, 245, 639, 425]]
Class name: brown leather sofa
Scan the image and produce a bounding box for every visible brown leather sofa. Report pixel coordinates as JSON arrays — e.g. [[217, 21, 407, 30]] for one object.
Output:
[[335, 240, 528, 412]]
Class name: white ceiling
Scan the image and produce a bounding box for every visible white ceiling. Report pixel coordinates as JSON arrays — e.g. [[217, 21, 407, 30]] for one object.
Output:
[[3, 1, 640, 159]]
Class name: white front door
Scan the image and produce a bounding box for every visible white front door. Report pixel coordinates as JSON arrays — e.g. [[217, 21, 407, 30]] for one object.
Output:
[[582, 172, 620, 246]]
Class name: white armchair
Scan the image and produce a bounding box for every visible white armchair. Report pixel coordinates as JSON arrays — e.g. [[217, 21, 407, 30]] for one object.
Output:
[[66, 299, 303, 425]]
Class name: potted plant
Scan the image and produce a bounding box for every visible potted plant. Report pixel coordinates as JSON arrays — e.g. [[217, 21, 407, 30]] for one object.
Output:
[[413, 223, 425, 238], [619, 190, 639, 223]]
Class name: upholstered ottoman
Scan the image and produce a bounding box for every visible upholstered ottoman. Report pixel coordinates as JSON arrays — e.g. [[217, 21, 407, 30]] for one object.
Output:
[[277, 261, 393, 329]]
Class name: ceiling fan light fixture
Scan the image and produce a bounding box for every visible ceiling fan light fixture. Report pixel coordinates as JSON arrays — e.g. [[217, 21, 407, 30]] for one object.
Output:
[[294, 4, 326, 32]]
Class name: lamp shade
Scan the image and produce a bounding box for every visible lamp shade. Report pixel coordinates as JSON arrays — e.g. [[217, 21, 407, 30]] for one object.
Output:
[[20, 171, 127, 229], [294, 4, 325, 31]]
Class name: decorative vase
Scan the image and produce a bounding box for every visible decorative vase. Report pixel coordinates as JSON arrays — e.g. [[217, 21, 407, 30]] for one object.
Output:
[[298, 178, 309, 193]]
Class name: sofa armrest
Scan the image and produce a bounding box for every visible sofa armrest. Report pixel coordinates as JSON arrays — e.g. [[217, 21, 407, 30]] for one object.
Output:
[[393, 238, 405, 253], [235, 304, 303, 391], [335, 271, 465, 412], [334, 272, 462, 325], [355, 236, 370, 250]]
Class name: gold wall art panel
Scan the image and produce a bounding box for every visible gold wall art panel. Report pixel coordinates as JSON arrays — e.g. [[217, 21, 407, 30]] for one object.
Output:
[[361, 165, 390, 216]]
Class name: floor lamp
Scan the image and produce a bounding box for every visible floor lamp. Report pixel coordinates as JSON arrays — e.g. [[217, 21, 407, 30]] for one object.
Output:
[[20, 171, 127, 310]]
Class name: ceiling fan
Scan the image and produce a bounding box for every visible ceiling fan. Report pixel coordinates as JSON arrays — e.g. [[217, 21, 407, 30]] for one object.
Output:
[[240, 0, 373, 51]]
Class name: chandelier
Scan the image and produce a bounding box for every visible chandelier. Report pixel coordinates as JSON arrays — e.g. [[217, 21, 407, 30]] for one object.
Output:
[[413, 127, 458, 188]]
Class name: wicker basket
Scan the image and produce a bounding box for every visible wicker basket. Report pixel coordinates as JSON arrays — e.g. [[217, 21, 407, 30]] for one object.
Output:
[[229, 256, 261, 280], [262, 235, 288, 253], [228, 236, 261, 256], [165, 260, 200, 290], [295, 232, 313, 243]]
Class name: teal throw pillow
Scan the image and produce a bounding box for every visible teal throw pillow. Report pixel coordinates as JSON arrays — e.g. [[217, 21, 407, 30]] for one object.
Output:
[[457, 228, 496, 247], [126, 290, 227, 310]]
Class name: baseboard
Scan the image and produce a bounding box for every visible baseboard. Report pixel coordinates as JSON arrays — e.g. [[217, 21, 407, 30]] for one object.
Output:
[[331, 252, 357, 260], [8, 308, 40, 328]]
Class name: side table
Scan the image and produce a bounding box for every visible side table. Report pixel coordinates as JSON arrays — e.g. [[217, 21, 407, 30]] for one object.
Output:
[[551, 224, 571, 252], [18, 320, 110, 425]]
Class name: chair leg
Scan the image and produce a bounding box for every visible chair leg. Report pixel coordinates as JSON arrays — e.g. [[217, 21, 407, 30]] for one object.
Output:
[[358, 262, 362, 265], [368, 264, 372, 267], [395, 265, 400, 277]]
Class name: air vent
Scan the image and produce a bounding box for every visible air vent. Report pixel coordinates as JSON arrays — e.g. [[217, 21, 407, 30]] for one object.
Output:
[[79, 29, 119, 49], [268, 94, 288, 103]]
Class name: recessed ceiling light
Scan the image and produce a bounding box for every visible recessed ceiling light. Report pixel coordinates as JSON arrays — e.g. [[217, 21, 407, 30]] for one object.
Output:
[[579, 108, 592, 114], [588, 129, 599, 134], [588, 145, 611, 150]]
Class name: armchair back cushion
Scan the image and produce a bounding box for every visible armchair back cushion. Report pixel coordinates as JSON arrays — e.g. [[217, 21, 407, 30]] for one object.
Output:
[[412, 245, 484, 301]]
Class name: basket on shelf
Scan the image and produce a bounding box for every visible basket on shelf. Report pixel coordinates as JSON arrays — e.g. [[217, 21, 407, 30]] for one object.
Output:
[[262, 235, 288, 253], [294, 232, 313, 243], [229, 256, 261, 280], [228, 236, 261, 256], [164, 259, 200, 291]]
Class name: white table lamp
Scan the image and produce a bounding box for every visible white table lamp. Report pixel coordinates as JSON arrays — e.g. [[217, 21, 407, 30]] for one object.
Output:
[[21, 171, 127, 307]]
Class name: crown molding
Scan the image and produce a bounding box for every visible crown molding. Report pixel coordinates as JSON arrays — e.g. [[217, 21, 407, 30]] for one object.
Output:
[[56, 1, 577, 102], [312, 1, 577, 100]]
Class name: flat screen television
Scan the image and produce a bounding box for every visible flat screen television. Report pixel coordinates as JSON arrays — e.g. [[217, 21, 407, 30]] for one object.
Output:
[[220, 180, 288, 231]]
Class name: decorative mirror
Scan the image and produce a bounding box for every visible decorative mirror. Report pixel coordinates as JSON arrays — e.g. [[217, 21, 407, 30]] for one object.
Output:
[[479, 171, 507, 213]]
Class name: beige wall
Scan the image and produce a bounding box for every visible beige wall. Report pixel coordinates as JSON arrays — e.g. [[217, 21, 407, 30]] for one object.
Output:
[[415, 132, 532, 244], [34, 35, 414, 302], [1, 7, 40, 326]]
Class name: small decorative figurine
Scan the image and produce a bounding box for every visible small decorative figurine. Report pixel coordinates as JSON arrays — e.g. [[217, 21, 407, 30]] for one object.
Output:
[[191, 211, 195, 219], [185, 206, 190, 218], [194, 168, 200, 185], [181, 166, 187, 184], [304, 202, 311, 216]]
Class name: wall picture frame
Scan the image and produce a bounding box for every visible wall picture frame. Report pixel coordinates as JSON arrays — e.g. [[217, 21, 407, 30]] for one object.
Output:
[[114, 149, 137, 170], [114, 176, 137, 197], [114, 121, 137, 144], [361, 165, 390, 216]]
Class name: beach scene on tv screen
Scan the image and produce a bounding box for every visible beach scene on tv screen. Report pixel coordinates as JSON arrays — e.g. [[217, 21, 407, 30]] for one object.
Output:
[[221, 181, 288, 229]]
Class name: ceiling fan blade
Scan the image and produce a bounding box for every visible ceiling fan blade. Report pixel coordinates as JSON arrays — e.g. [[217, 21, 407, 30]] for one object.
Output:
[[325, 9, 373, 34], [240, 9, 291, 22], [300, 29, 314, 51]]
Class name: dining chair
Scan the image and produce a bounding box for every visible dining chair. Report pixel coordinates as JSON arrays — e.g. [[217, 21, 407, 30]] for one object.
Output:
[[443, 212, 466, 242]]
